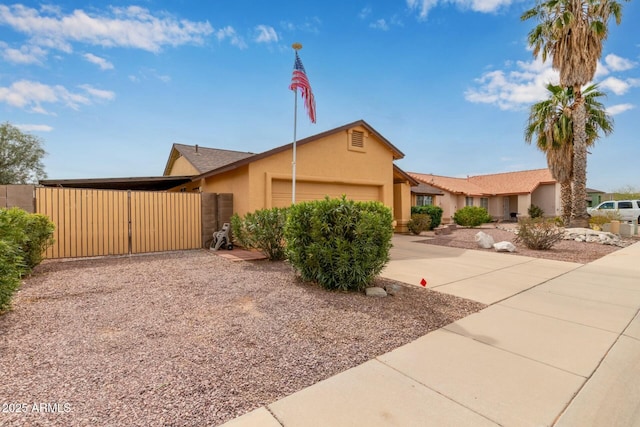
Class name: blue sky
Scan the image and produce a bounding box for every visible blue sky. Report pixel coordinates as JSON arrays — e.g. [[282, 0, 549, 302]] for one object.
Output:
[[1, 0, 638, 192]]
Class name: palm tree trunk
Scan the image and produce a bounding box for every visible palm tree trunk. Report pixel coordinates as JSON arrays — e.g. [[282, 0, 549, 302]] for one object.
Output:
[[561, 180, 572, 226], [570, 93, 589, 228]]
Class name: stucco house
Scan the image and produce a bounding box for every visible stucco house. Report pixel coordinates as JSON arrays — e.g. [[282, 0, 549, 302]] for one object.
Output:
[[164, 120, 418, 231], [409, 169, 560, 222]]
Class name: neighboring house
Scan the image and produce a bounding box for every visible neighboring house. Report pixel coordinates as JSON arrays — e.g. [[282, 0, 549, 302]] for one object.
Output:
[[409, 169, 560, 222], [586, 187, 606, 207], [164, 120, 418, 232]]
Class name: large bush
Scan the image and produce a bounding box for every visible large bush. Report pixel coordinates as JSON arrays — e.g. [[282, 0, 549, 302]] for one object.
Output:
[[407, 213, 431, 235], [453, 206, 492, 227], [515, 217, 564, 250], [411, 205, 443, 229], [230, 207, 288, 261], [285, 196, 393, 292], [0, 207, 55, 312]]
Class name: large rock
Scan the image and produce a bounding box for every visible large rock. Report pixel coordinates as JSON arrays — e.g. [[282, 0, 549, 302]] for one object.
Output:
[[365, 287, 387, 297], [562, 228, 627, 247], [493, 241, 516, 252], [384, 283, 402, 296], [475, 231, 495, 249]]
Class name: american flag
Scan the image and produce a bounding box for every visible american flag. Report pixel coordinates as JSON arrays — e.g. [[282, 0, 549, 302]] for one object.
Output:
[[289, 51, 316, 123]]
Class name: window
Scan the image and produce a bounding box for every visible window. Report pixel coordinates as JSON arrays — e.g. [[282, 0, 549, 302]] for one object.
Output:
[[465, 197, 474, 207], [480, 197, 489, 210], [600, 202, 615, 210], [618, 201, 632, 209], [416, 195, 433, 206]]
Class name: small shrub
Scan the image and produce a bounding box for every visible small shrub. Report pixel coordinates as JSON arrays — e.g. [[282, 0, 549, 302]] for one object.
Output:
[[285, 196, 393, 292], [0, 208, 54, 272], [453, 206, 492, 227], [589, 215, 611, 229], [411, 205, 443, 229], [0, 240, 23, 312], [407, 214, 431, 235], [230, 207, 288, 261], [528, 204, 544, 219], [515, 217, 564, 250]]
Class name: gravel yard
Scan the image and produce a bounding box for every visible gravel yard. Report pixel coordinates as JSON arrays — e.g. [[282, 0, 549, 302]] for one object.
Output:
[[417, 225, 634, 264], [1, 250, 484, 427]]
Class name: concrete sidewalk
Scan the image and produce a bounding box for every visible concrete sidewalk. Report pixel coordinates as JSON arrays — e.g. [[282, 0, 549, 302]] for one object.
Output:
[[221, 236, 640, 427]]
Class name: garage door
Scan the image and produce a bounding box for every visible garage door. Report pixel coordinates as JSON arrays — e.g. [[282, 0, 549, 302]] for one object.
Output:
[[272, 179, 382, 208]]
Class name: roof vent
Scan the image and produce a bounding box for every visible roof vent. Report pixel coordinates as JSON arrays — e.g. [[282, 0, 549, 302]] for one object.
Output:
[[195, 144, 199, 153]]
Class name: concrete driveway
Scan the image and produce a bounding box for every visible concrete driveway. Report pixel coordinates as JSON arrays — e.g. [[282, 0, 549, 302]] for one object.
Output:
[[223, 237, 640, 427]]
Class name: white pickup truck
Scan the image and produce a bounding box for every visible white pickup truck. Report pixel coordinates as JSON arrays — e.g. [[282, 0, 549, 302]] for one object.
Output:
[[587, 200, 640, 223]]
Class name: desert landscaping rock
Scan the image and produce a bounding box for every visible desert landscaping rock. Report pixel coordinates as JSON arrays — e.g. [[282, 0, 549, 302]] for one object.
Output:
[[0, 251, 484, 426], [384, 283, 403, 296], [365, 287, 387, 297], [493, 241, 516, 252], [420, 225, 635, 263], [475, 231, 495, 249]]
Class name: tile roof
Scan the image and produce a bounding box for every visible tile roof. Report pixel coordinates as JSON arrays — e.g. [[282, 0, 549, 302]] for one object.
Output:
[[409, 168, 556, 196], [409, 173, 488, 196], [164, 144, 255, 175]]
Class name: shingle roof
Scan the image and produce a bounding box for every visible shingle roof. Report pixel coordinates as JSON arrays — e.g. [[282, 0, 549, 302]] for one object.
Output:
[[411, 182, 445, 195], [409, 168, 556, 196], [164, 144, 255, 175]]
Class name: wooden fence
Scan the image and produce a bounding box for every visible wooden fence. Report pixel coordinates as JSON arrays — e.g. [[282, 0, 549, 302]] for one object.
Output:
[[36, 187, 202, 259]]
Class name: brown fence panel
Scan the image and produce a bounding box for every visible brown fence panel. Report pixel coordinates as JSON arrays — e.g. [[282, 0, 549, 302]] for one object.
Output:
[[36, 187, 202, 259], [36, 187, 129, 258], [130, 191, 201, 254]]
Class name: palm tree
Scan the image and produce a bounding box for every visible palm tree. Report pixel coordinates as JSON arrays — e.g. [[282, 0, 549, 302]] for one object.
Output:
[[522, 0, 626, 227], [525, 83, 613, 225]]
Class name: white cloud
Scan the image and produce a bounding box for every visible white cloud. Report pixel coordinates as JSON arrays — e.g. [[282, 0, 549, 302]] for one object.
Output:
[[359, 7, 372, 19], [0, 79, 114, 114], [215, 26, 247, 49], [606, 103, 635, 115], [15, 123, 53, 132], [370, 19, 389, 31], [0, 4, 214, 53], [604, 53, 637, 72], [599, 76, 636, 95], [280, 17, 321, 34], [78, 84, 116, 100], [83, 53, 114, 70], [465, 58, 559, 110], [255, 25, 278, 43], [1, 42, 47, 64], [407, 0, 512, 19]]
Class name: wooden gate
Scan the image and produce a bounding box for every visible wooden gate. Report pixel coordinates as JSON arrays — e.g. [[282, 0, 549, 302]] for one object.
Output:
[[36, 187, 202, 259]]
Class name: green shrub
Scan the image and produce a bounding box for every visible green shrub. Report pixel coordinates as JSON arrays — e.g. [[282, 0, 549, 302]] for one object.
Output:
[[453, 206, 492, 227], [285, 196, 393, 292], [411, 205, 443, 229], [528, 204, 544, 218], [0, 240, 23, 312], [0, 208, 54, 272], [515, 217, 564, 250], [407, 214, 431, 235], [230, 207, 288, 261]]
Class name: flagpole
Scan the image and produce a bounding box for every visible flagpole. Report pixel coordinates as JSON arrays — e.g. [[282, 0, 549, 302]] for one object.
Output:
[[291, 42, 302, 204]]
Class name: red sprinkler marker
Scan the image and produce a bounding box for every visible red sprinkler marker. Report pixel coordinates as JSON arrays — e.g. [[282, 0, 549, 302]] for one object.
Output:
[[420, 278, 427, 287]]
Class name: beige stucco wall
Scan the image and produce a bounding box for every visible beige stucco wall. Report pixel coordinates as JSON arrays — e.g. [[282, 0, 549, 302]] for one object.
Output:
[[247, 125, 395, 214], [167, 156, 200, 176], [394, 182, 413, 232], [201, 166, 251, 215], [531, 183, 560, 217]]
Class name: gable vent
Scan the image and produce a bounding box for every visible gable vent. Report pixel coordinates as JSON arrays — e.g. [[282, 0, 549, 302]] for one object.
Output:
[[351, 131, 364, 148]]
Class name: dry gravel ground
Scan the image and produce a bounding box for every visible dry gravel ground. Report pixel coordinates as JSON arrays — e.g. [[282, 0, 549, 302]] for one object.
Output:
[[1, 250, 484, 427], [418, 225, 637, 264]]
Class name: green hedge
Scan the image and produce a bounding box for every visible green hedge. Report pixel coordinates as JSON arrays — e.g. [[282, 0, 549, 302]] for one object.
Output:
[[452, 206, 492, 227], [0, 208, 55, 312], [285, 196, 393, 292], [411, 205, 443, 229], [407, 213, 431, 235]]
